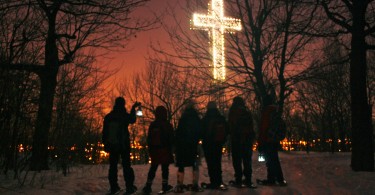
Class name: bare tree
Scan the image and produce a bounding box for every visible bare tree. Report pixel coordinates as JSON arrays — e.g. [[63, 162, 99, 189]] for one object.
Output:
[[50, 54, 109, 174], [318, 0, 374, 171], [118, 58, 205, 128], [0, 0, 156, 170], [225, 0, 318, 117]]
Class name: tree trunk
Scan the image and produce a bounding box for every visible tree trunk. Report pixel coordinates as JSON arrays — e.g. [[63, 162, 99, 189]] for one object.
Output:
[[350, 1, 374, 172], [30, 13, 59, 170], [30, 69, 58, 171]]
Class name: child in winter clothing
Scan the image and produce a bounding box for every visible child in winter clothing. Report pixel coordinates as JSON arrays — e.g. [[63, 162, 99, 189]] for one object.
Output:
[[142, 106, 174, 194]]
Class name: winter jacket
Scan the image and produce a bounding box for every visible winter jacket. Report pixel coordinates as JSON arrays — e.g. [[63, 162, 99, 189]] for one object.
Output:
[[147, 106, 174, 165], [102, 107, 136, 152], [228, 106, 255, 146], [258, 105, 279, 145], [175, 107, 202, 167], [201, 108, 228, 151]]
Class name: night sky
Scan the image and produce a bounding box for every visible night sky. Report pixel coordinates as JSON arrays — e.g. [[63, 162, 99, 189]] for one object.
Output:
[[104, 0, 185, 80]]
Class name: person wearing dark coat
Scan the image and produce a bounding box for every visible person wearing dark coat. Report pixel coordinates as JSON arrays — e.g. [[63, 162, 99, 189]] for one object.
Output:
[[228, 96, 256, 188], [102, 97, 141, 195], [142, 106, 174, 194], [174, 101, 203, 193], [201, 101, 229, 190], [257, 95, 287, 186]]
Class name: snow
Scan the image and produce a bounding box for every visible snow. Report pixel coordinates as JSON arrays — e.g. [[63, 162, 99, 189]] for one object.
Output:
[[1, 152, 374, 195]]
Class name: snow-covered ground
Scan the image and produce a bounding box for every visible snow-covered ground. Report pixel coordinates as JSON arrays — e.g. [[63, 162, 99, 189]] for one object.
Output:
[[1, 152, 374, 195]]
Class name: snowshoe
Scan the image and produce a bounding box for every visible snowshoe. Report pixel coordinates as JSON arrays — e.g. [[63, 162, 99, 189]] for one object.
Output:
[[174, 185, 184, 193], [256, 179, 276, 186], [228, 180, 245, 188], [142, 185, 152, 195], [158, 185, 173, 194], [125, 185, 138, 195], [107, 187, 122, 195], [191, 184, 204, 192], [276, 180, 288, 186], [200, 182, 209, 189], [243, 180, 257, 189]]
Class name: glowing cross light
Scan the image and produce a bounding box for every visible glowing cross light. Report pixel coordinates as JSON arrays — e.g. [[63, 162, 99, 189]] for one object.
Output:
[[192, 0, 241, 81]]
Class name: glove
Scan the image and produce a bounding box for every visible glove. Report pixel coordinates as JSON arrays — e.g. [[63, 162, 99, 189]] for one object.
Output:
[[132, 101, 141, 109]]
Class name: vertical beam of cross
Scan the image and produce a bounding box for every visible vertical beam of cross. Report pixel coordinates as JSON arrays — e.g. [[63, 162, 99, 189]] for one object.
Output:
[[192, 0, 241, 81]]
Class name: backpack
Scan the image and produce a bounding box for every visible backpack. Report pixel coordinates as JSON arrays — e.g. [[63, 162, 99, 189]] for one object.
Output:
[[268, 112, 286, 141], [149, 124, 163, 147], [208, 118, 226, 143], [107, 121, 122, 145], [235, 108, 255, 143]]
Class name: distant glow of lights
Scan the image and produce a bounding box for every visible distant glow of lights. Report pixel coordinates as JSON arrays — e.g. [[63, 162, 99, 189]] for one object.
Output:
[[191, 0, 241, 81]]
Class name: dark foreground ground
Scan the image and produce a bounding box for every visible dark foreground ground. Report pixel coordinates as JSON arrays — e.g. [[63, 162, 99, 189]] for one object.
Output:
[[1, 152, 374, 195]]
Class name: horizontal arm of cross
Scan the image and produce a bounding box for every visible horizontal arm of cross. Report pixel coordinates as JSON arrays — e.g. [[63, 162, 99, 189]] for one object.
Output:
[[192, 13, 242, 31]]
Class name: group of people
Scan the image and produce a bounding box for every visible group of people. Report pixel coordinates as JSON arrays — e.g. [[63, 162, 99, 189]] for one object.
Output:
[[102, 96, 286, 195]]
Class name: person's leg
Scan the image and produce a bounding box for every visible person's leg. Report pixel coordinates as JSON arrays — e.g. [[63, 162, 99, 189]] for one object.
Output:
[[264, 144, 277, 183], [143, 163, 158, 193], [231, 144, 243, 184], [121, 149, 136, 192], [192, 163, 199, 186], [271, 144, 285, 183], [211, 145, 223, 187], [242, 144, 253, 184], [175, 166, 185, 193], [204, 149, 215, 185], [146, 163, 158, 184], [177, 166, 185, 185], [192, 163, 203, 192], [108, 149, 120, 192], [161, 164, 173, 191]]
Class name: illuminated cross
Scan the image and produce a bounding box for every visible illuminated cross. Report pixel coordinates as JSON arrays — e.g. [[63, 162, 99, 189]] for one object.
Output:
[[192, 0, 241, 81]]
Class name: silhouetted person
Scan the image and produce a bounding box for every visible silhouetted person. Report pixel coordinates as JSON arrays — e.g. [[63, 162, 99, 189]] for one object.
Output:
[[228, 96, 256, 188], [174, 100, 203, 193], [102, 97, 141, 195], [201, 101, 228, 190], [257, 95, 287, 186], [142, 106, 174, 194]]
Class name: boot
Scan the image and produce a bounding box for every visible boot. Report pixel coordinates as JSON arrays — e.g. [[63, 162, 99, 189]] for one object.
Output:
[[192, 170, 203, 192], [160, 182, 173, 194], [142, 183, 152, 194], [177, 171, 184, 185], [174, 172, 184, 193]]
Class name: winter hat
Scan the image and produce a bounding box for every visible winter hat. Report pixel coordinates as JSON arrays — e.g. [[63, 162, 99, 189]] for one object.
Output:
[[114, 97, 125, 108], [155, 106, 168, 121], [207, 101, 217, 109], [232, 96, 245, 107]]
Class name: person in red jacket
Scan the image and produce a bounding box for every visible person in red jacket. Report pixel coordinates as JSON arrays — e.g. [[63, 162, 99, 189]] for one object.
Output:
[[142, 106, 174, 194], [257, 95, 287, 186]]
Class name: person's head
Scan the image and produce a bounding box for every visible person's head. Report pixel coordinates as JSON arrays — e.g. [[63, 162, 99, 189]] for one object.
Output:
[[155, 106, 168, 121], [206, 101, 217, 110], [263, 94, 275, 107], [113, 97, 125, 111], [185, 99, 196, 110], [231, 96, 245, 108]]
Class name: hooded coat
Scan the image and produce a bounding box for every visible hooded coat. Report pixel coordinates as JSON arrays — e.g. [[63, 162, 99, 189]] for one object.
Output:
[[175, 107, 202, 167]]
